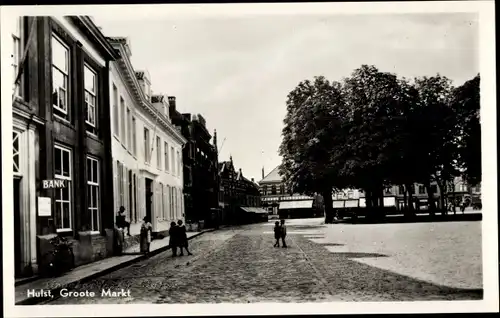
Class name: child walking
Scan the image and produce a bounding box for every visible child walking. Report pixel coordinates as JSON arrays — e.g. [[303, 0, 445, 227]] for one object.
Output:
[[177, 220, 193, 256], [273, 221, 281, 247], [169, 222, 178, 257], [280, 219, 287, 248]]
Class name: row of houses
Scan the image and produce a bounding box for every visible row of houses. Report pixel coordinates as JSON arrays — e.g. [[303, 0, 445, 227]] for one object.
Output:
[[10, 15, 271, 278], [257, 165, 482, 219], [9, 16, 239, 278]]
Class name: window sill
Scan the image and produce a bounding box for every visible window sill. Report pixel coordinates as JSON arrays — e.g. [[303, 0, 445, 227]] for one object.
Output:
[[86, 131, 101, 142], [56, 228, 72, 233], [54, 115, 73, 128]]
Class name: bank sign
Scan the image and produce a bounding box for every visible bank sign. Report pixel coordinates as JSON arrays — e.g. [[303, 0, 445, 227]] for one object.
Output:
[[42, 179, 67, 189]]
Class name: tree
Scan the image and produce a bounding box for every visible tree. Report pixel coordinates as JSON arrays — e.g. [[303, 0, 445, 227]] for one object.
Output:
[[279, 76, 346, 221], [412, 75, 459, 214], [341, 65, 407, 216], [452, 75, 481, 186]]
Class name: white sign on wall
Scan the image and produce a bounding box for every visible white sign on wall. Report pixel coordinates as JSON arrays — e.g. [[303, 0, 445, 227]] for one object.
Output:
[[38, 197, 52, 217]]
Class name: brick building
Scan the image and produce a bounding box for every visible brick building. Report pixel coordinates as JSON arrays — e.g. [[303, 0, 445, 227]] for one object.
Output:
[[169, 100, 219, 228], [9, 16, 119, 277], [219, 157, 266, 225]]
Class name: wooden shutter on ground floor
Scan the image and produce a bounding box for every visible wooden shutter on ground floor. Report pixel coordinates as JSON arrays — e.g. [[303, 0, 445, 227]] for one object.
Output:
[[113, 160, 118, 214]]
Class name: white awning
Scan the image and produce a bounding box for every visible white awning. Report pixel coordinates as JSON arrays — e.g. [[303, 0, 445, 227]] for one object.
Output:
[[345, 200, 359, 208], [332, 201, 345, 208], [383, 197, 396, 207], [359, 198, 366, 207], [279, 200, 314, 210]]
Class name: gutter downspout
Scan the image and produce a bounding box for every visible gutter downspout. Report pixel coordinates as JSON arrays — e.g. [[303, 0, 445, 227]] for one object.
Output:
[[26, 113, 35, 274]]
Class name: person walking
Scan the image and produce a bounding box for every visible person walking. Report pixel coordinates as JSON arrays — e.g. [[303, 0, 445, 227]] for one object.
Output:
[[273, 221, 281, 247], [177, 220, 193, 256], [280, 219, 287, 248], [169, 222, 178, 257], [140, 216, 153, 255], [116, 206, 131, 237]]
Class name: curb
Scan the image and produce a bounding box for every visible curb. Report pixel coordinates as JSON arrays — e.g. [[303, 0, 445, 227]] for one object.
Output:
[[15, 229, 216, 305]]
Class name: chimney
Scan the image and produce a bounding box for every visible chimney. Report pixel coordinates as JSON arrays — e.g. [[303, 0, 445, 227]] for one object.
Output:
[[251, 178, 255, 183], [262, 167, 264, 179], [213, 129, 218, 149], [168, 96, 176, 112]]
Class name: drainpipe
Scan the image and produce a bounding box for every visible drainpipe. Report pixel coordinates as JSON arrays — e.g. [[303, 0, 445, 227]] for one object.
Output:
[[26, 113, 35, 275]]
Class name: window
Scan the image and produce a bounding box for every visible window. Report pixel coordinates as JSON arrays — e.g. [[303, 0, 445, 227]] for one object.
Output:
[[280, 184, 285, 194], [347, 190, 354, 199], [117, 161, 124, 207], [410, 185, 415, 194], [84, 65, 98, 133], [127, 109, 132, 149], [132, 117, 137, 155], [144, 128, 150, 163], [170, 146, 175, 176], [262, 185, 267, 196], [113, 84, 119, 137], [177, 151, 181, 178], [160, 182, 164, 219], [156, 137, 162, 169], [164, 142, 169, 171], [385, 187, 392, 194], [12, 18, 23, 97], [87, 156, 100, 232], [52, 34, 70, 119], [418, 185, 426, 194], [271, 185, 277, 195], [120, 97, 126, 145], [13, 132, 20, 173], [54, 145, 72, 231]]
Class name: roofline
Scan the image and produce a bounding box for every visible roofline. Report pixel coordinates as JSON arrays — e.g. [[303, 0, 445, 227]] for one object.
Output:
[[69, 16, 120, 60], [258, 165, 281, 183]]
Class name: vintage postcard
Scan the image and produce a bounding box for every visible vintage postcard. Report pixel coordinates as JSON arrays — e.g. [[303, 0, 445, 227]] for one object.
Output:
[[1, 1, 497, 317]]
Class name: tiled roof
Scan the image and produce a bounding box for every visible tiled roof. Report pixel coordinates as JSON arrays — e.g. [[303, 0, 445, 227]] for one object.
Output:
[[259, 165, 282, 183]]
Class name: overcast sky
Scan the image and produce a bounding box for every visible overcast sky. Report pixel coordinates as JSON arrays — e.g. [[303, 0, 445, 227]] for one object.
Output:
[[93, 13, 478, 182]]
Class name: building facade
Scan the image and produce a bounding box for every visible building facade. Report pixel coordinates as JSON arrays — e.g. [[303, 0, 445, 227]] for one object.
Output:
[[169, 103, 219, 227], [259, 166, 324, 219], [219, 157, 265, 224], [10, 16, 120, 277], [107, 37, 186, 237]]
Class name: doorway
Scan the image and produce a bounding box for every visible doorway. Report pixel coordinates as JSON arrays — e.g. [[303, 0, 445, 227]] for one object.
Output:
[[145, 178, 153, 222], [14, 178, 21, 277]]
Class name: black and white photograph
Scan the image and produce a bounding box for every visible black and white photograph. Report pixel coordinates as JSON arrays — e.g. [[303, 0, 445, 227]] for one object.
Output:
[[1, 1, 497, 316]]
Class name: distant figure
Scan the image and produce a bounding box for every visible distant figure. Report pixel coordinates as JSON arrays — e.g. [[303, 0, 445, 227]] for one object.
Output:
[[116, 206, 131, 236], [460, 201, 466, 214], [140, 216, 153, 255], [169, 222, 178, 257], [177, 220, 193, 256], [273, 221, 281, 247], [280, 219, 287, 248]]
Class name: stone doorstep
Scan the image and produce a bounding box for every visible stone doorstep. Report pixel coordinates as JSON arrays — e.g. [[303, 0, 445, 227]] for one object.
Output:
[[14, 229, 215, 306]]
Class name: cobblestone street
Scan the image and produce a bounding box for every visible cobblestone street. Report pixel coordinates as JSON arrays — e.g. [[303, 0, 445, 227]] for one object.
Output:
[[48, 219, 483, 304]]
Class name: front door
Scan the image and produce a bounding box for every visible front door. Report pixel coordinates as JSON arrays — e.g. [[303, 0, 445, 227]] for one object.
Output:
[[14, 178, 22, 277], [145, 178, 153, 221]]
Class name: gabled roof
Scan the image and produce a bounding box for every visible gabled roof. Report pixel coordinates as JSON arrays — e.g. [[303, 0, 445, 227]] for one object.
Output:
[[259, 165, 282, 184]]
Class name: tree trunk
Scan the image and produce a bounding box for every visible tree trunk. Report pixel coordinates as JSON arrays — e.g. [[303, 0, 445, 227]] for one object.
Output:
[[322, 189, 333, 223], [402, 184, 408, 211], [424, 180, 435, 216], [405, 183, 414, 213], [437, 180, 446, 215]]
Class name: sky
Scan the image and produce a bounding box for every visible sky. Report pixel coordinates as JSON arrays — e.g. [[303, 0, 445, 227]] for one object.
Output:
[[92, 12, 478, 182]]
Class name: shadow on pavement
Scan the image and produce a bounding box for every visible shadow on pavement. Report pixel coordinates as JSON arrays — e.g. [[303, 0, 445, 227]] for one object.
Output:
[[342, 213, 482, 225], [297, 236, 483, 301]]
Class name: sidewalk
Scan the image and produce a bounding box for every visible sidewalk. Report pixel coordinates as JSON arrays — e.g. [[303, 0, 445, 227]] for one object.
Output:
[[15, 229, 214, 305]]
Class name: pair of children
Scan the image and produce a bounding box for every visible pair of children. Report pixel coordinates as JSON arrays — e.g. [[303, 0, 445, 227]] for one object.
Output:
[[273, 219, 287, 248], [169, 220, 193, 257]]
